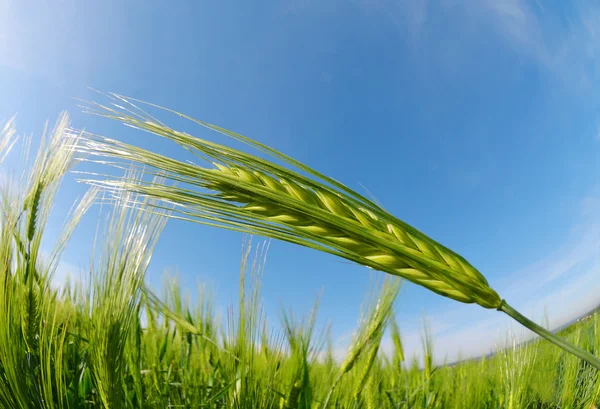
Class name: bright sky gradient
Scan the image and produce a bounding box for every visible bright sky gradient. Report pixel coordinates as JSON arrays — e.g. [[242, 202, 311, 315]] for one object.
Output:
[[2, 0, 600, 364]]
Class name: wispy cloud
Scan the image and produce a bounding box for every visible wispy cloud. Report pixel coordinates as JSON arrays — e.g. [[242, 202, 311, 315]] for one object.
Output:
[[326, 187, 600, 365], [278, 0, 600, 366], [519, 263, 600, 325], [495, 189, 600, 294], [353, 0, 429, 43], [0, 0, 92, 76], [377, 270, 600, 366], [406, 189, 600, 364], [0, 1, 26, 71], [475, 0, 600, 91], [476, 0, 545, 56], [380, 315, 514, 366], [358, 0, 600, 93]]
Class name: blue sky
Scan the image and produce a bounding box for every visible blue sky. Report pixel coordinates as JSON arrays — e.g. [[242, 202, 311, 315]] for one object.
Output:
[[2, 0, 600, 363]]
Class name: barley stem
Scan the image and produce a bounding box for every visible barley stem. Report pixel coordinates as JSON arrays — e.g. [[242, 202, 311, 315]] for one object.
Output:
[[499, 301, 600, 371]]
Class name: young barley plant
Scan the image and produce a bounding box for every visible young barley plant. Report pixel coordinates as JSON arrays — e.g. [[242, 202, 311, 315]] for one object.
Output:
[[88, 180, 168, 408], [497, 330, 537, 409], [3, 106, 600, 408], [321, 277, 400, 409], [76, 93, 600, 372], [0, 113, 97, 409]]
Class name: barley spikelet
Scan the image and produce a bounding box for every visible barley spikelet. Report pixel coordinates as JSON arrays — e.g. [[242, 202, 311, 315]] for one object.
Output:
[[338, 279, 399, 376], [284, 379, 302, 409], [390, 314, 404, 366], [365, 376, 380, 409], [25, 184, 42, 243], [353, 339, 381, 400]]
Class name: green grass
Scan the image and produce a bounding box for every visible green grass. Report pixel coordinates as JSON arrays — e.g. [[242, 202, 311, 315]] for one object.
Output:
[[76, 93, 600, 371], [1, 111, 600, 408]]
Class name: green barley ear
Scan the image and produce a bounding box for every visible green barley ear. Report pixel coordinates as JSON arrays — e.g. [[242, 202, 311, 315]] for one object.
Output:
[[0, 113, 96, 408], [352, 334, 382, 401], [390, 313, 404, 368], [420, 318, 434, 382], [77, 95, 499, 310], [322, 277, 400, 408], [339, 278, 401, 376], [76, 94, 600, 371], [280, 297, 321, 409], [88, 175, 167, 408]]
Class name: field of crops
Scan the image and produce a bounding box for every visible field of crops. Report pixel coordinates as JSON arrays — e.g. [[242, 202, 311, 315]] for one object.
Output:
[[1, 110, 600, 409]]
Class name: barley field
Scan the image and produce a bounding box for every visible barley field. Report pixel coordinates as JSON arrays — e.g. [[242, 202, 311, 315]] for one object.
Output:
[[1, 107, 599, 409]]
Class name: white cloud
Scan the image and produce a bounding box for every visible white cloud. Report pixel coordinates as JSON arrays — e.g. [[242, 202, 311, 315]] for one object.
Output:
[[327, 188, 600, 366], [475, 0, 600, 91], [377, 264, 600, 366], [0, 1, 26, 71], [0, 0, 92, 77], [495, 191, 600, 295], [479, 0, 544, 55], [518, 263, 600, 327], [356, 0, 600, 93], [354, 0, 429, 42]]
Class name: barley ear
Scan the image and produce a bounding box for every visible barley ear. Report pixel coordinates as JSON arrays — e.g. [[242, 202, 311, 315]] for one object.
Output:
[[77, 95, 600, 371]]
